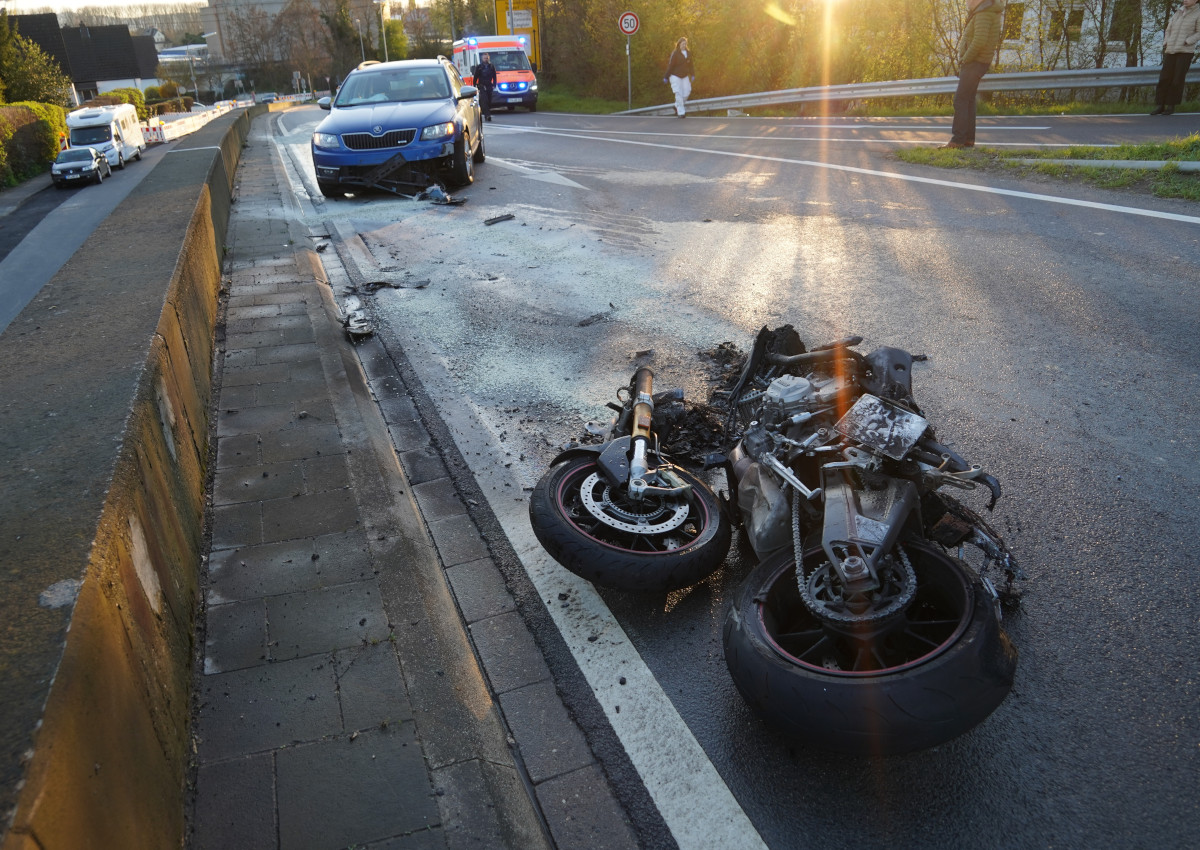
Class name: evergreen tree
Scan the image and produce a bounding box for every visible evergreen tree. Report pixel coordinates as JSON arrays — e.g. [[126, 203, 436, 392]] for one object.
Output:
[[0, 13, 73, 106]]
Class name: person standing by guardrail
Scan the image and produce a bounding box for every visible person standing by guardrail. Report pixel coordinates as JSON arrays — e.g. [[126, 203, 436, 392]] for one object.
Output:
[[664, 37, 695, 118], [1151, 0, 1200, 115], [942, 0, 1004, 148]]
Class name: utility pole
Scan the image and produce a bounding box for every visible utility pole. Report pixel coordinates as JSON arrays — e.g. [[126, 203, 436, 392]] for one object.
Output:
[[374, 0, 389, 62]]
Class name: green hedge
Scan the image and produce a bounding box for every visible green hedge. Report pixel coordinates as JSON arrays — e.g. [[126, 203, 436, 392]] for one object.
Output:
[[90, 88, 149, 121], [0, 101, 66, 187]]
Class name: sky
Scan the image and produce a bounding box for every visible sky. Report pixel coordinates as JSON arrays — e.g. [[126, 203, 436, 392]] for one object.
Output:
[[0, 1, 206, 12]]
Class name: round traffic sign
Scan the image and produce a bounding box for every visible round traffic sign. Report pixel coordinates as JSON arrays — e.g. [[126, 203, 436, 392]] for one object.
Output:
[[618, 11, 639, 35]]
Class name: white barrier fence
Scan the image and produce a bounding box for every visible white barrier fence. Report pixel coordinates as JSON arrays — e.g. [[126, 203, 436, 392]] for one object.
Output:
[[141, 100, 235, 144], [140, 93, 314, 145]]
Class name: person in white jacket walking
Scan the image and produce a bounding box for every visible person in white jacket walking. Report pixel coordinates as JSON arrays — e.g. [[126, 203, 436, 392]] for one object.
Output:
[[1152, 0, 1200, 115]]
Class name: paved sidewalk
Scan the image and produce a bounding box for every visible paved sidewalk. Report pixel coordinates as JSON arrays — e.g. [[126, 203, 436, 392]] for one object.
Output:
[[0, 171, 52, 217], [189, 117, 642, 849]]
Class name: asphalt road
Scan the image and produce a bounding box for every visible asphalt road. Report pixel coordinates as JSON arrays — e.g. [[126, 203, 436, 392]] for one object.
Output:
[[271, 107, 1200, 850], [0, 142, 170, 334]]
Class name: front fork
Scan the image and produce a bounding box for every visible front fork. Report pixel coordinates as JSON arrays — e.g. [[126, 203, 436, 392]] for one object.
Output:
[[614, 368, 691, 502]]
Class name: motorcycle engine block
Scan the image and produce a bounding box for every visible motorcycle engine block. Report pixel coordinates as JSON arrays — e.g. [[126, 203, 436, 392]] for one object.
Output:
[[760, 375, 814, 426]]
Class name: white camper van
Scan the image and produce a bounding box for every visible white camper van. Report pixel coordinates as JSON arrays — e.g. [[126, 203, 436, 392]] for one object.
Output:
[[66, 104, 145, 169]]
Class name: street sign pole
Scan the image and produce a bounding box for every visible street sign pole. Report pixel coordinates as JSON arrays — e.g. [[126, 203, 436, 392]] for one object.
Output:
[[618, 12, 639, 112], [627, 36, 631, 111]]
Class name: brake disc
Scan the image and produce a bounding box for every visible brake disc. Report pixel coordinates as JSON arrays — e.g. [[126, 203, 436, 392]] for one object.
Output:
[[579, 472, 689, 534]]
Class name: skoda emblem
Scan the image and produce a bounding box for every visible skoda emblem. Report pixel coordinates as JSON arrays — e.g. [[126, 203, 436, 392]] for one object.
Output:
[[372, 125, 384, 135]]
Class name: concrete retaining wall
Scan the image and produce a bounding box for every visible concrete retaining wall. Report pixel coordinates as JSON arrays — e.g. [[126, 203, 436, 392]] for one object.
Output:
[[0, 106, 265, 849]]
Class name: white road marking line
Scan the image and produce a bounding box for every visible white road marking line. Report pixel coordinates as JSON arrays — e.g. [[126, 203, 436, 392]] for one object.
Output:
[[486, 157, 590, 188], [505, 127, 1200, 225], [527, 131, 1097, 148], [323, 218, 769, 850], [531, 124, 1053, 135]]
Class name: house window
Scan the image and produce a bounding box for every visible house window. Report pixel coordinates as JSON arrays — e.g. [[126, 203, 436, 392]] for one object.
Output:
[[1003, 2, 1026, 40], [1049, 8, 1085, 41]]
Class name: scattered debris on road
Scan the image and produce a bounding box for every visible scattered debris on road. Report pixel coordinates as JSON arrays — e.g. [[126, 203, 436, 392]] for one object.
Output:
[[484, 213, 515, 226], [578, 302, 617, 327], [341, 295, 373, 337], [414, 185, 466, 205]]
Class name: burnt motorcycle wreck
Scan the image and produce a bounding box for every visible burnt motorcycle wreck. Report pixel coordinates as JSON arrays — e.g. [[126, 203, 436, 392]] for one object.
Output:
[[529, 326, 1021, 754]]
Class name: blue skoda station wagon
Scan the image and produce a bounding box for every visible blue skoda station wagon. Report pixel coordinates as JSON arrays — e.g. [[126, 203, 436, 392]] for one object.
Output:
[[311, 58, 484, 197]]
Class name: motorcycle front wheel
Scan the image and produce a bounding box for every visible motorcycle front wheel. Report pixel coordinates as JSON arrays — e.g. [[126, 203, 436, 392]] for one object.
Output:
[[723, 541, 1016, 755], [529, 455, 731, 592]]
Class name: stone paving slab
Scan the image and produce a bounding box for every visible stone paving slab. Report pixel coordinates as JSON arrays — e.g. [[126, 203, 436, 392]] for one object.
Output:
[[197, 656, 342, 762], [499, 680, 596, 784], [426, 514, 490, 566], [275, 725, 439, 850], [213, 460, 305, 505], [469, 612, 553, 695], [192, 754, 276, 850], [206, 529, 374, 604], [536, 764, 640, 850], [265, 581, 390, 660], [260, 488, 359, 540], [445, 558, 517, 623]]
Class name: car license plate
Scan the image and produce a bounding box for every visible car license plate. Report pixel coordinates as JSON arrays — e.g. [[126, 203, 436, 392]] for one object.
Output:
[[66, 174, 81, 180], [506, 97, 522, 103]]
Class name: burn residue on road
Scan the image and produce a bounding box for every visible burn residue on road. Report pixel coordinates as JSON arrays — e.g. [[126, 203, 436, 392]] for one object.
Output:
[[567, 341, 749, 466]]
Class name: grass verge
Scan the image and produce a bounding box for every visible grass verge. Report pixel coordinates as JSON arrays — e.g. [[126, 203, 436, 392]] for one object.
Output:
[[895, 133, 1200, 201], [536, 86, 638, 114]]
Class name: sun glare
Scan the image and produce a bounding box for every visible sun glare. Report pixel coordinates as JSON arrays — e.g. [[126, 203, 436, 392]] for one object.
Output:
[[763, 3, 798, 27]]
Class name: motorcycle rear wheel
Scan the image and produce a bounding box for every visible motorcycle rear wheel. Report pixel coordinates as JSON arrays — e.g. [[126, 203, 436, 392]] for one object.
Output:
[[723, 541, 1016, 755], [529, 455, 731, 592]]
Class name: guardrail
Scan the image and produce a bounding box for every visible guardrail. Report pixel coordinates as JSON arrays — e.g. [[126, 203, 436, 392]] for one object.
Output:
[[619, 66, 1200, 116]]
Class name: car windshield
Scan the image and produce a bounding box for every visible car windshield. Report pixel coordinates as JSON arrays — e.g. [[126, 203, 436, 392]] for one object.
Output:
[[71, 127, 111, 144], [490, 51, 531, 72], [57, 149, 94, 162], [335, 68, 451, 106]]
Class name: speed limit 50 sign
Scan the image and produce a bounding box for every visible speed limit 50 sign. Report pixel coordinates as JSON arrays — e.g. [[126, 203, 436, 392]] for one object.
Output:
[[619, 11, 639, 35]]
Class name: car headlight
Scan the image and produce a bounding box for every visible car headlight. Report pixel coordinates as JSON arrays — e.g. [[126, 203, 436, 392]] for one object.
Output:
[[420, 122, 455, 141], [81, 161, 96, 170], [313, 132, 342, 150], [529, 82, 538, 91]]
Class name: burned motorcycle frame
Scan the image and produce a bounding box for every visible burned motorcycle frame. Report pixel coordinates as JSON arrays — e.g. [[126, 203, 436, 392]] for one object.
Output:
[[530, 326, 1020, 754], [720, 328, 1019, 754]]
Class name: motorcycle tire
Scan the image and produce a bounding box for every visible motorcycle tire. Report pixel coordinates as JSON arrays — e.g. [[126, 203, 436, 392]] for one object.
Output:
[[723, 541, 1016, 755], [529, 455, 731, 592]]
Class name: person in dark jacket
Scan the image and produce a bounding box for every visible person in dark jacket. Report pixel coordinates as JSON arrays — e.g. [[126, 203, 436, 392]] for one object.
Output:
[[943, 0, 1004, 148], [664, 37, 695, 118], [473, 53, 498, 122]]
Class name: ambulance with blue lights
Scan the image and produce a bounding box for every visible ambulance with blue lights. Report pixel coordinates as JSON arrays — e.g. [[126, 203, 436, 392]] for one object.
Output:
[[452, 35, 538, 112]]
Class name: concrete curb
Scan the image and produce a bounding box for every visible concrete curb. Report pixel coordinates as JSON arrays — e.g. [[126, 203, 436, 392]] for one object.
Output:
[[0, 108, 265, 849], [1013, 158, 1200, 171]]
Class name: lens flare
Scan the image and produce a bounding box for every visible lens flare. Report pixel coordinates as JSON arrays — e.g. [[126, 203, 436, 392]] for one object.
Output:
[[764, 3, 798, 26]]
